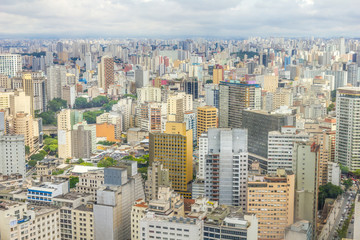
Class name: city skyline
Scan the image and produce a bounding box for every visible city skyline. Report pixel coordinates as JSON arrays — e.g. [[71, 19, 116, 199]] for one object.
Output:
[[1, 0, 360, 38]]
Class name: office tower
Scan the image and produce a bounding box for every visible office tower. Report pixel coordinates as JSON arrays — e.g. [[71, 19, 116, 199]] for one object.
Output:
[[32, 56, 45, 71], [140, 213, 203, 240], [184, 78, 199, 100], [61, 85, 76, 108], [167, 94, 184, 122], [85, 52, 92, 71], [136, 86, 161, 104], [144, 161, 171, 201], [347, 63, 358, 87], [339, 37, 345, 55], [204, 84, 220, 108], [0, 74, 11, 88], [184, 111, 197, 146], [17, 71, 46, 114], [204, 206, 258, 240], [212, 65, 224, 84], [98, 56, 114, 92], [293, 142, 319, 237], [57, 109, 83, 159], [13, 112, 34, 153], [94, 167, 145, 240], [219, 81, 261, 128], [247, 169, 295, 240], [262, 88, 293, 112], [197, 105, 217, 142], [336, 87, 360, 170], [71, 125, 92, 158], [325, 70, 348, 88], [0, 132, 26, 177], [204, 128, 248, 209], [56, 41, 64, 53], [135, 69, 149, 88], [247, 62, 256, 74], [47, 65, 67, 101], [9, 90, 31, 116], [267, 126, 309, 174], [0, 54, 21, 77], [242, 109, 296, 160], [256, 75, 279, 92], [149, 122, 193, 198], [260, 52, 268, 67]]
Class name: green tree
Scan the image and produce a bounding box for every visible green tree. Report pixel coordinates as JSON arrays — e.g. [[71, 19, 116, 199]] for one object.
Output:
[[83, 110, 104, 124], [28, 160, 37, 167], [97, 140, 116, 146], [353, 169, 360, 178], [77, 158, 84, 164], [25, 145, 30, 155], [97, 157, 117, 167], [102, 100, 118, 112], [327, 103, 335, 113], [39, 150, 48, 157], [80, 162, 94, 166], [37, 111, 56, 125], [74, 97, 89, 109], [69, 176, 79, 188], [340, 164, 349, 174], [48, 98, 67, 112], [52, 169, 64, 175], [123, 94, 137, 99], [91, 96, 109, 107], [318, 183, 343, 209], [343, 179, 353, 190], [30, 153, 45, 161]]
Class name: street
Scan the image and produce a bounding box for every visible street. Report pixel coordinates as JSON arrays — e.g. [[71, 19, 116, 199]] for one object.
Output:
[[327, 192, 349, 240]]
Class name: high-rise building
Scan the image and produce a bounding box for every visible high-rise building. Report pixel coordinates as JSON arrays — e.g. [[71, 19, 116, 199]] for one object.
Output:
[[61, 85, 76, 108], [219, 81, 261, 128], [339, 37, 345, 55], [144, 161, 171, 201], [149, 122, 193, 198], [136, 86, 161, 104], [184, 111, 197, 146], [184, 78, 199, 100], [204, 84, 220, 108], [71, 125, 92, 158], [204, 128, 248, 209], [213, 65, 224, 84], [335, 87, 360, 170], [247, 169, 295, 240], [9, 90, 31, 116], [167, 94, 184, 122], [0, 132, 26, 177], [242, 109, 296, 160], [0, 54, 21, 77], [0, 74, 11, 88], [347, 63, 358, 87], [13, 112, 34, 153], [47, 65, 67, 101], [293, 141, 319, 237], [98, 56, 114, 92], [196, 106, 217, 143], [267, 126, 309, 174], [134, 69, 149, 88]]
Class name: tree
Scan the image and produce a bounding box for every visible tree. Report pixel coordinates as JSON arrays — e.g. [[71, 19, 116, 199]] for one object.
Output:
[[343, 179, 353, 190], [206, 80, 213, 84], [318, 183, 343, 209], [77, 158, 84, 164], [353, 169, 360, 178], [39, 150, 47, 157], [69, 176, 79, 188], [102, 100, 118, 112], [327, 103, 335, 113], [83, 110, 104, 124], [48, 98, 67, 112], [340, 164, 349, 174], [30, 153, 45, 161], [91, 96, 109, 107], [80, 162, 94, 166], [37, 111, 56, 125], [74, 97, 89, 109], [25, 145, 30, 155], [28, 160, 37, 167], [97, 157, 117, 168]]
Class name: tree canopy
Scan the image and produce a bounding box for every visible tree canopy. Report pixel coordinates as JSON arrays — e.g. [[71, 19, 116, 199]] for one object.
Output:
[[318, 183, 343, 209], [48, 98, 67, 112], [83, 110, 104, 124], [97, 157, 117, 168]]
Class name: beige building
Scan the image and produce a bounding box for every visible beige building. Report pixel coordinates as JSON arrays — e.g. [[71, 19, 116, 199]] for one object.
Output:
[[131, 199, 148, 240], [0, 91, 13, 110], [137, 86, 161, 104], [9, 90, 31, 116], [196, 105, 217, 142], [75, 170, 104, 201], [13, 112, 34, 153], [167, 92, 193, 122], [72, 204, 94, 240], [0, 74, 11, 88], [144, 161, 171, 201], [247, 169, 295, 240], [256, 75, 279, 92]]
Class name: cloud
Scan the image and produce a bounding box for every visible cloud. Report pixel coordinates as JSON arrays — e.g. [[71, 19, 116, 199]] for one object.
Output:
[[0, 0, 359, 38]]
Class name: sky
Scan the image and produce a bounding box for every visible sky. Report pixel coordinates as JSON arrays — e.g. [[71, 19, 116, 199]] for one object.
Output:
[[1, 0, 360, 38]]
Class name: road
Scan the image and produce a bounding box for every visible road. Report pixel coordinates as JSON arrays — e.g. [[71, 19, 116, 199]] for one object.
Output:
[[327, 192, 349, 240], [347, 219, 354, 239]]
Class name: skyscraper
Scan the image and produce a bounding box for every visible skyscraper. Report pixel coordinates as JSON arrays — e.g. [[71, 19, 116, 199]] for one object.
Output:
[[0, 132, 26, 177], [335, 87, 360, 170], [0, 54, 21, 77], [149, 122, 193, 198], [196, 105, 217, 143], [47, 65, 67, 101], [98, 56, 114, 92], [204, 128, 248, 209], [13, 112, 34, 153], [347, 63, 358, 87], [219, 81, 261, 128]]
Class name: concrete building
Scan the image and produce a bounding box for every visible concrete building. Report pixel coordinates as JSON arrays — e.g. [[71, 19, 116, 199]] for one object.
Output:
[[13, 112, 34, 153], [285, 220, 313, 240], [219, 81, 261, 128], [62, 85, 76, 108], [135, 69, 149, 88], [131, 199, 148, 240], [204, 206, 258, 240], [0, 74, 11, 88], [212, 66, 224, 84], [137, 102, 163, 133], [96, 112, 122, 140], [256, 75, 279, 92], [204, 84, 219, 108], [73, 122, 96, 154], [71, 125, 92, 158], [47, 65, 67, 101], [196, 106, 217, 143], [27, 181, 69, 204], [262, 88, 293, 112], [9, 89, 31, 116], [354, 194, 360, 240], [293, 141, 319, 237], [149, 122, 193, 198], [184, 111, 197, 146], [75, 169, 104, 201], [335, 87, 360, 170], [204, 128, 248, 209], [145, 161, 171, 201], [0, 54, 21, 77], [247, 169, 295, 240], [112, 97, 134, 131], [0, 133, 26, 177], [98, 56, 114, 92], [140, 212, 203, 240], [137, 86, 161, 104], [327, 162, 341, 186], [167, 92, 193, 122], [267, 126, 309, 174]]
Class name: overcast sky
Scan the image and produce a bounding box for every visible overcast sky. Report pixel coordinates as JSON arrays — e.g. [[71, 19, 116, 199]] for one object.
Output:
[[1, 0, 360, 38]]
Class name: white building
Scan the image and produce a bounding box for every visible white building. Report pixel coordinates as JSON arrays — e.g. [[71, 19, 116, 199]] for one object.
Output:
[[140, 212, 203, 240], [46, 65, 67, 101], [0, 133, 26, 177], [198, 132, 208, 179], [0, 54, 21, 77], [27, 181, 69, 204], [137, 86, 161, 104], [112, 97, 134, 131], [327, 162, 341, 186], [354, 195, 360, 240], [336, 87, 360, 170], [204, 128, 248, 210], [267, 126, 309, 174]]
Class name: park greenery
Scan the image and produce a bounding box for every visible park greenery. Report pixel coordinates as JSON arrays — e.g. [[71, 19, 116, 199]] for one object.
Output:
[[36, 98, 67, 126], [318, 183, 343, 210], [340, 164, 349, 174], [83, 110, 104, 124], [97, 157, 117, 168], [74, 95, 109, 109], [27, 135, 58, 167], [97, 140, 117, 146]]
